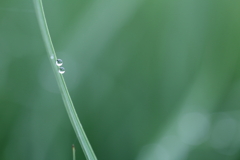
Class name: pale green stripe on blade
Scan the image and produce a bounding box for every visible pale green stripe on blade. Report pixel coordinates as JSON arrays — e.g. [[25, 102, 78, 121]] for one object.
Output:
[[73, 145, 76, 160]]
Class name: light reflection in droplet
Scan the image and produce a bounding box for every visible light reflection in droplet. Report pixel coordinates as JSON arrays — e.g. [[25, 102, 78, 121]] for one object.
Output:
[[59, 67, 65, 74], [56, 59, 63, 66]]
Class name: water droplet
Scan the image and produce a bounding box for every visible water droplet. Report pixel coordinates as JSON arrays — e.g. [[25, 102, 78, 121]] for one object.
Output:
[[56, 59, 63, 66], [59, 67, 65, 74], [50, 55, 54, 59]]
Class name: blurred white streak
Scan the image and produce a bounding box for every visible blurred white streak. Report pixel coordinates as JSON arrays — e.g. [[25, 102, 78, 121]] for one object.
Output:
[[137, 144, 170, 160], [137, 136, 189, 160], [210, 114, 240, 155], [178, 112, 210, 145]]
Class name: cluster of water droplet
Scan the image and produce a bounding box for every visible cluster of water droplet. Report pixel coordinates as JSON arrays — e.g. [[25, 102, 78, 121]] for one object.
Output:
[[56, 59, 65, 74]]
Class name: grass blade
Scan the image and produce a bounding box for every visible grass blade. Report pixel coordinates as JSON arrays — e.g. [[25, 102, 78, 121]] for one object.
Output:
[[33, 0, 97, 159], [73, 144, 76, 160]]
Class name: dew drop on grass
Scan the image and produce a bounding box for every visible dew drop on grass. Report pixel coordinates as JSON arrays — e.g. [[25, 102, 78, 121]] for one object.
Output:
[[56, 59, 63, 66], [59, 67, 65, 74]]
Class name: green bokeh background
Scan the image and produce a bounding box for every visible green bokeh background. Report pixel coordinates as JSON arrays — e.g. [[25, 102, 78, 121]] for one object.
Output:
[[1, 0, 240, 159]]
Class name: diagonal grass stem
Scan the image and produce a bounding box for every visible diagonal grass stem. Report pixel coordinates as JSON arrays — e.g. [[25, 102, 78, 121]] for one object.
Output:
[[33, 0, 97, 159]]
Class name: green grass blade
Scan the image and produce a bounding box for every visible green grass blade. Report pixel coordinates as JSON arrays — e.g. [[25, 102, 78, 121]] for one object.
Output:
[[73, 145, 76, 160], [33, 0, 98, 160]]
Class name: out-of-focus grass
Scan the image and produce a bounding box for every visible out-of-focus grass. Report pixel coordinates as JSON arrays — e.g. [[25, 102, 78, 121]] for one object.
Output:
[[1, 0, 240, 160]]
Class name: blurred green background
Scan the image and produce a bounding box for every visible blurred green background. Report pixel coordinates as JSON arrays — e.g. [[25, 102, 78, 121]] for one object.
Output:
[[1, 0, 240, 159]]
